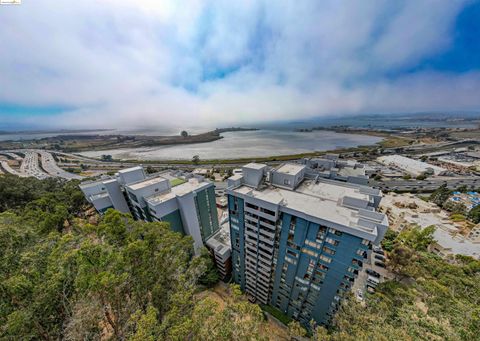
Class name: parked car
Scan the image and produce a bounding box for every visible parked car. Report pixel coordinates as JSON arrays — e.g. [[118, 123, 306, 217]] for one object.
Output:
[[374, 261, 386, 268], [373, 249, 385, 256], [374, 254, 386, 261], [366, 269, 380, 278], [366, 285, 376, 294], [356, 289, 364, 301], [367, 275, 380, 286]]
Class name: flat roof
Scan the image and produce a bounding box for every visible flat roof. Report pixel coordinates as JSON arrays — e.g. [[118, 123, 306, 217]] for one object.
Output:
[[147, 178, 211, 205], [243, 163, 266, 170], [377, 155, 446, 175], [275, 164, 305, 175], [297, 179, 371, 202], [118, 166, 143, 174], [231, 179, 379, 235], [127, 176, 167, 191], [229, 174, 243, 181]]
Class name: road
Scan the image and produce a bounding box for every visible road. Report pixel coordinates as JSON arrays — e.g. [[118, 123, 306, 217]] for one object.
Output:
[[38, 151, 84, 180], [370, 176, 480, 192], [0, 160, 28, 177], [20, 151, 50, 180], [0, 151, 23, 161]]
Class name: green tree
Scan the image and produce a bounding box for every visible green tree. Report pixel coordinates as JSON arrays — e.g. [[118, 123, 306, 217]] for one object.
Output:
[[468, 204, 480, 223], [443, 201, 467, 215], [429, 184, 451, 206]]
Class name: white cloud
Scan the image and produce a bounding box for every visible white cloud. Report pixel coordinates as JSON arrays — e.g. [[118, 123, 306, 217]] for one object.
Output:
[[0, 0, 477, 129]]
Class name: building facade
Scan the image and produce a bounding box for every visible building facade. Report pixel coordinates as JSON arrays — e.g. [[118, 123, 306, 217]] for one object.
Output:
[[227, 163, 388, 326], [80, 166, 219, 252]]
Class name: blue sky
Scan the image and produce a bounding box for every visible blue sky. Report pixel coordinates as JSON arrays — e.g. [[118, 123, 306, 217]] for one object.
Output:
[[0, 0, 479, 130]]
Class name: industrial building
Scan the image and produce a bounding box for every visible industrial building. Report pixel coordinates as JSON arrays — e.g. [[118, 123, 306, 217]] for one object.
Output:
[[80, 166, 219, 253], [226, 163, 388, 326], [377, 155, 447, 176], [301, 154, 375, 185]]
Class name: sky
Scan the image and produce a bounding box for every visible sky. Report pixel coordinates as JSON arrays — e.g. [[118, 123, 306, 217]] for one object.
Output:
[[0, 0, 480, 130]]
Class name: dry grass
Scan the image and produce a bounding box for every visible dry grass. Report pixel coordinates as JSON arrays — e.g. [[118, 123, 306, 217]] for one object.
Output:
[[196, 284, 290, 341]]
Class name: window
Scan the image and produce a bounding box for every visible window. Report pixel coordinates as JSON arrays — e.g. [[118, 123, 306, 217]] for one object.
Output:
[[325, 237, 339, 246], [129, 192, 138, 203], [287, 250, 298, 258], [302, 248, 318, 258], [319, 264, 329, 271], [319, 255, 332, 263], [284, 179, 290, 185], [285, 256, 297, 265], [316, 226, 327, 242], [305, 240, 319, 249], [323, 246, 336, 255]]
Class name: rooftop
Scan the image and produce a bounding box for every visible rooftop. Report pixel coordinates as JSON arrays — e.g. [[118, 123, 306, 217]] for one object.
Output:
[[243, 163, 266, 170], [229, 174, 243, 181], [126, 176, 168, 191], [231, 179, 382, 237], [377, 155, 446, 175], [118, 166, 143, 174], [275, 164, 306, 175], [296, 178, 372, 202], [147, 178, 211, 205], [206, 222, 231, 257]]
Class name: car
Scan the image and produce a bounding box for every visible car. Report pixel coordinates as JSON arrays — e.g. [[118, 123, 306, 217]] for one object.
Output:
[[374, 254, 386, 261], [366, 269, 380, 278], [366, 285, 376, 294], [367, 275, 380, 286], [356, 289, 364, 301], [374, 261, 386, 268], [373, 249, 385, 256]]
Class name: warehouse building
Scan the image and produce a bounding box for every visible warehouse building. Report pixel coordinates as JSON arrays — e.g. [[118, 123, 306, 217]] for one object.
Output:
[[377, 155, 447, 176]]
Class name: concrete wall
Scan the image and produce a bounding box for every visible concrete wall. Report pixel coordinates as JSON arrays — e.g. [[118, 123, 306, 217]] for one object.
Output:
[[242, 165, 265, 188], [177, 192, 204, 254], [117, 167, 145, 185], [103, 179, 130, 213]]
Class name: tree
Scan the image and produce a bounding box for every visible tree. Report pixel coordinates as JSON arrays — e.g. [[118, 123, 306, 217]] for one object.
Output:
[[442, 201, 467, 215], [181, 131, 188, 137], [381, 229, 399, 252], [397, 224, 436, 251], [468, 205, 480, 224], [101, 154, 113, 161], [288, 320, 307, 339], [192, 155, 200, 165], [429, 184, 451, 206], [146, 166, 156, 174], [416, 173, 427, 180], [196, 248, 220, 287]]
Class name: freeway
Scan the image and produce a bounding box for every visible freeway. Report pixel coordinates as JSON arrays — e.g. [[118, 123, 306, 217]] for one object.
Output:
[[38, 151, 83, 180], [370, 176, 480, 192], [20, 151, 50, 180], [0, 160, 28, 177], [0, 151, 23, 161]]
